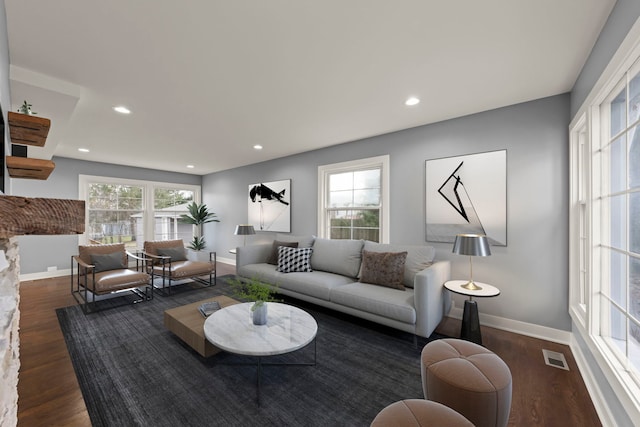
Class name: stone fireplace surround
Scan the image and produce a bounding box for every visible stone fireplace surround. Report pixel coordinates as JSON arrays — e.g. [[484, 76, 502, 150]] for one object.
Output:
[[0, 196, 84, 426]]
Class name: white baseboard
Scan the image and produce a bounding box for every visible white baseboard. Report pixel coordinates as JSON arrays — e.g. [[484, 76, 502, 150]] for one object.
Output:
[[217, 256, 236, 266], [20, 268, 72, 282], [569, 336, 617, 427], [448, 301, 572, 345]]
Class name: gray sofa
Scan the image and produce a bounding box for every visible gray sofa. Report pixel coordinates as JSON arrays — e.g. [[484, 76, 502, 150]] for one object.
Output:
[[236, 235, 451, 338]]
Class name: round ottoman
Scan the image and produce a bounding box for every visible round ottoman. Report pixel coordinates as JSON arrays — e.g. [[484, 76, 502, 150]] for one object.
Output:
[[421, 339, 512, 427], [370, 399, 473, 427]]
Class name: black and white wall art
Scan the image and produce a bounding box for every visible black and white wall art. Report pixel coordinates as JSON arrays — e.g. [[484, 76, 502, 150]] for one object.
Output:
[[248, 179, 291, 232], [425, 150, 507, 246]]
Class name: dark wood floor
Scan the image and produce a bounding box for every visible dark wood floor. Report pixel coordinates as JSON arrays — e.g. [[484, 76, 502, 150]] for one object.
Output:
[[18, 263, 601, 426]]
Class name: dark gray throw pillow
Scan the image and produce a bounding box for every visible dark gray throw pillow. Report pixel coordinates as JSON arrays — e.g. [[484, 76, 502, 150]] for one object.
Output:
[[157, 246, 188, 261], [91, 252, 126, 273], [267, 240, 299, 265]]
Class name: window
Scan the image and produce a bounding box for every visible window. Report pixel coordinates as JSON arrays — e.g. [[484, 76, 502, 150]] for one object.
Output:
[[153, 188, 195, 242], [570, 31, 640, 418], [318, 156, 389, 242], [597, 66, 640, 384], [79, 175, 200, 249]]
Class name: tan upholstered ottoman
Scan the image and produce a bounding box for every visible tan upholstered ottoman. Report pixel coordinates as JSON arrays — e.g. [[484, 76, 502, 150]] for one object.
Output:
[[421, 339, 512, 427], [371, 399, 473, 427]]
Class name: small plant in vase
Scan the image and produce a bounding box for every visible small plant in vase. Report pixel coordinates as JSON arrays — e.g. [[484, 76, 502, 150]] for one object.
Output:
[[229, 276, 280, 325], [17, 100, 37, 115]]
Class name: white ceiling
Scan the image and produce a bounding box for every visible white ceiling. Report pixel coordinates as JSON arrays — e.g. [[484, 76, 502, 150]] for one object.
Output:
[[4, 0, 615, 175]]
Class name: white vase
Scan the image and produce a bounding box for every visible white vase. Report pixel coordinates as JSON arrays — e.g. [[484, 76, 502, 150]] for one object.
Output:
[[252, 302, 268, 325]]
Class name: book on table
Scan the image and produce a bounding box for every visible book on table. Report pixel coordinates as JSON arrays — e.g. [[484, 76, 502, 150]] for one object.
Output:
[[198, 301, 221, 317]]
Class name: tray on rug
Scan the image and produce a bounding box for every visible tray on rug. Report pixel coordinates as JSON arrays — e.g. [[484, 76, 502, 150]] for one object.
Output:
[[57, 275, 442, 427]]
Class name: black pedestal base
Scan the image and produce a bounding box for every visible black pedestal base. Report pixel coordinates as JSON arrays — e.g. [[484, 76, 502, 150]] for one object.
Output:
[[461, 299, 482, 345]]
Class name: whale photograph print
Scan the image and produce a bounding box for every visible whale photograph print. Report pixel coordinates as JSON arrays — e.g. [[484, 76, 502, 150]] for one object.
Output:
[[425, 150, 507, 246], [248, 179, 291, 232]]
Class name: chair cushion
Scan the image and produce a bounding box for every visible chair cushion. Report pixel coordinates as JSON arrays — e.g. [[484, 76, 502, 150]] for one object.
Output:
[[79, 243, 127, 267], [93, 269, 150, 294], [152, 260, 214, 279], [157, 246, 187, 261], [91, 252, 126, 273], [371, 399, 474, 427], [267, 240, 299, 265], [359, 250, 407, 290]]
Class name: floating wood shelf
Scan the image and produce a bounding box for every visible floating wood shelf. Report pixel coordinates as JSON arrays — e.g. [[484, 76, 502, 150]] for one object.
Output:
[[7, 111, 51, 147], [0, 196, 85, 238], [6, 156, 55, 180]]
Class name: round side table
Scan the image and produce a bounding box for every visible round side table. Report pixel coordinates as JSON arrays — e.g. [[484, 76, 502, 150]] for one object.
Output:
[[444, 280, 500, 346]]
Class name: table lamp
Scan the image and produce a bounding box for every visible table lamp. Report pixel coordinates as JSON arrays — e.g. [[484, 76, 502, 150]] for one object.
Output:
[[452, 233, 491, 291], [234, 224, 255, 246]]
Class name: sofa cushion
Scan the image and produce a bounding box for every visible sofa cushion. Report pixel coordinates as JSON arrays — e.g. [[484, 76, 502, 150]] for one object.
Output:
[[277, 247, 313, 273], [237, 263, 353, 301], [276, 233, 315, 248], [91, 252, 126, 273], [331, 282, 416, 324], [311, 238, 364, 278], [267, 240, 299, 265], [363, 241, 435, 288], [157, 246, 188, 262], [359, 250, 407, 290]]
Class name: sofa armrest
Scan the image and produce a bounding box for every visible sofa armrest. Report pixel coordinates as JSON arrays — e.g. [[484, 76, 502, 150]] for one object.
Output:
[[413, 260, 451, 338], [236, 243, 272, 269]]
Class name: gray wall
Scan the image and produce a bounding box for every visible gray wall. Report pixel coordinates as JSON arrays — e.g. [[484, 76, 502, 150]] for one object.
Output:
[[571, 0, 640, 116], [204, 93, 571, 331], [12, 156, 201, 274]]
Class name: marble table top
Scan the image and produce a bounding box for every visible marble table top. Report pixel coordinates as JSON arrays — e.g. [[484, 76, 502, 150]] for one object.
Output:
[[203, 302, 318, 356]]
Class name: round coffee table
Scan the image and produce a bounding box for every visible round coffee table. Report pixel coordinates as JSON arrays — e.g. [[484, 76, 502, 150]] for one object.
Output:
[[204, 302, 318, 403]]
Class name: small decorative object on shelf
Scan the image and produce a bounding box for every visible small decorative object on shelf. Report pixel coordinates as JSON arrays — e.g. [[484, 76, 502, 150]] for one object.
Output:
[[198, 301, 221, 318], [17, 100, 37, 115]]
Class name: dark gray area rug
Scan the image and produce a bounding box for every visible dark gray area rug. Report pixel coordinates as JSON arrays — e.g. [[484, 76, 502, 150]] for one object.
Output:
[[57, 276, 441, 427]]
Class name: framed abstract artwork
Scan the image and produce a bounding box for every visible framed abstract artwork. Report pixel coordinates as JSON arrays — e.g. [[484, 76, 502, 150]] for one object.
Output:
[[248, 179, 291, 232], [425, 150, 507, 246]]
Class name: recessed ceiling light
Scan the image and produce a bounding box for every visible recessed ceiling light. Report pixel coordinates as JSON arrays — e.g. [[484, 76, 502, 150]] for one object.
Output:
[[78, 148, 90, 153], [405, 97, 420, 106], [187, 165, 195, 169], [253, 145, 263, 150], [113, 106, 131, 114]]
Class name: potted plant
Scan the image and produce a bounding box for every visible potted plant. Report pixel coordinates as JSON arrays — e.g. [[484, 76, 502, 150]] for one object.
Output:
[[228, 276, 280, 325], [179, 201, 219, 253]]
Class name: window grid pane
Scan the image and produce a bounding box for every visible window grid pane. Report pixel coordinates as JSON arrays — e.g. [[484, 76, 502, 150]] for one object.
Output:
[[87, 183, 144, 249], [326, 165, 382, 243], [598, 68, 640, 389]]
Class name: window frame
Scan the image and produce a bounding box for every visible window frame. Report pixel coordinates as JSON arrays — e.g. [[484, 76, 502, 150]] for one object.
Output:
[[78, 175, 201, 247], [317, 155, 390, 243], [569, 18, 640, 421]]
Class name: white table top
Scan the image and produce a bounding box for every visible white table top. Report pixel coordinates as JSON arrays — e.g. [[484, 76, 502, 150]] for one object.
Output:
[[444, 280, 500, 298], [204, 302, 318, 356]]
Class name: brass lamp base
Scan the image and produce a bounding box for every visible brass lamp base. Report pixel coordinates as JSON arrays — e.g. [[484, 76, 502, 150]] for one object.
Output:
[[461, 280, 483, 291]]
